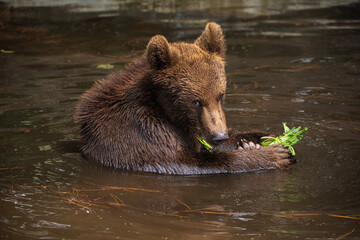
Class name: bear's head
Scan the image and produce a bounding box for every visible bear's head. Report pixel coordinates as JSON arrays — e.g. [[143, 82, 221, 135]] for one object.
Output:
[[146, 22, 228, 148]]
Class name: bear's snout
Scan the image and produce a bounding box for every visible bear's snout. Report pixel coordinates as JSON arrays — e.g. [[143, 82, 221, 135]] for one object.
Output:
[[200, 104, 228, 145], [212, 131, 229, 145]]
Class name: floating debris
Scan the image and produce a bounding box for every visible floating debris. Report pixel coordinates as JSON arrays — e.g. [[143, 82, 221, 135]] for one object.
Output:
[[96, 64, 115, 69]]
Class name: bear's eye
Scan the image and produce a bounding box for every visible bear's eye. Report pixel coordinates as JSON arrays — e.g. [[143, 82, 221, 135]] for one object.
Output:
[[220, 93, 225, 103], [192, 100, 202, 108]]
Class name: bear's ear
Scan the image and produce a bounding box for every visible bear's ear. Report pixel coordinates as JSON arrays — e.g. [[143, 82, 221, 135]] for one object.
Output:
[[195, 22, 226, 58], [146, 35, 178, 69]]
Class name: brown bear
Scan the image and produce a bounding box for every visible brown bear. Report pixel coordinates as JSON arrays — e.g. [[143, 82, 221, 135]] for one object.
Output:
[[75, 22, 293, 175]]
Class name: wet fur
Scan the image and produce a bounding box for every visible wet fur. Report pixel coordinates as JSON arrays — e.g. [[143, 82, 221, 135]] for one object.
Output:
[[75, 22, 293, 175]]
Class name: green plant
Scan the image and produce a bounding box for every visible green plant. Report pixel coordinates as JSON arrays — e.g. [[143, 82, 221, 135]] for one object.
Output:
[[197, 137, 213, 152], [261, 122, 308, 156]]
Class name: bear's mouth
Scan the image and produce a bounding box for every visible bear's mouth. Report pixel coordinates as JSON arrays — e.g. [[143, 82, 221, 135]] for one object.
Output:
[[196, 132, 229, 153]]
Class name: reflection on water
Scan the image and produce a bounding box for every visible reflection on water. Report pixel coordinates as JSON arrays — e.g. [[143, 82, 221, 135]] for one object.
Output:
[[1, 0, 360, 239], [3, 0, 358, 15]]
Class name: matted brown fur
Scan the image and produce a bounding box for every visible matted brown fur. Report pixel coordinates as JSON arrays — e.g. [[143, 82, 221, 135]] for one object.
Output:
[[75, 22, 293, 175]]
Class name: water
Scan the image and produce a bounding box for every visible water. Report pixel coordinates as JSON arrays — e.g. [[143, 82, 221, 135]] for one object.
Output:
[[1, 0, 360, 239]]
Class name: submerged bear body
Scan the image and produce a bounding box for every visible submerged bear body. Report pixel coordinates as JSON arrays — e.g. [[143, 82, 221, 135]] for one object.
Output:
[[75, 22, 293, 175]]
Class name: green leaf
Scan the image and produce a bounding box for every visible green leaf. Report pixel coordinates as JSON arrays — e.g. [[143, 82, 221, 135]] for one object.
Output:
[[197, 137, 213, 152], [283, 122, 290, 132]]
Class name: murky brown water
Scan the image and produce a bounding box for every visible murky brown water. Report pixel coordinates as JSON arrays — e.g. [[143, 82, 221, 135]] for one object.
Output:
[[1, 0, 360, 239]]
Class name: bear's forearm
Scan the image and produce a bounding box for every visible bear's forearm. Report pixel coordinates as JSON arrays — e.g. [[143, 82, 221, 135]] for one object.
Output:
[[197, 145, 292, 173]]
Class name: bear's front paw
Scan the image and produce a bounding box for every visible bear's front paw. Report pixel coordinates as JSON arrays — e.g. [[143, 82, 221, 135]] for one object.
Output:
[[237, 141, 261, 150], [266, 144, 296, 168]]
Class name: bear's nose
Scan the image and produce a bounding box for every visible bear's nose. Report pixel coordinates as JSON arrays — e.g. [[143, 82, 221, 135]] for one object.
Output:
[[212, 132, 229, 145]]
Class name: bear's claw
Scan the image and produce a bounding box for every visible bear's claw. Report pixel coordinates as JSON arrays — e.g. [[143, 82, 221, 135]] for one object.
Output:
[[237, 141, 261, 151]]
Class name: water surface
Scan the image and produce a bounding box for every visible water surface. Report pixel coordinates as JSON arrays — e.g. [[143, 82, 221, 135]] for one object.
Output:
[[1, 0, 360, 239]]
